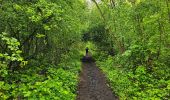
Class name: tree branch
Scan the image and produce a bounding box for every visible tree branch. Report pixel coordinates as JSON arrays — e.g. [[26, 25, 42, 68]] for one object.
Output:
[[92, 0, 105, 21]]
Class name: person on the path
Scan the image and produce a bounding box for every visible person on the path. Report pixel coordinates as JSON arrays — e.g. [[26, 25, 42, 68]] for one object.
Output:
[[86, 47, 89, 56]]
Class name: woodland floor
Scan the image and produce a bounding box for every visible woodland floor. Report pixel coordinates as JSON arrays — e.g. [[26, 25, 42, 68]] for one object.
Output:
[[76, 56, 118, 100]]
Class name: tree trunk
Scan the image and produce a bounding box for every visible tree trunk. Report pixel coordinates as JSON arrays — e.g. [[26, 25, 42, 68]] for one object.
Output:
[[92, 0, 105, 21], [92, 0, 125, 54], [165, 0, 170, 23]]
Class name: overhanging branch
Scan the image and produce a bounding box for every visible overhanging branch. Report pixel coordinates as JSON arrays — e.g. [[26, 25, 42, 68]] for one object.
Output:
[[91, 0, 105, 21]]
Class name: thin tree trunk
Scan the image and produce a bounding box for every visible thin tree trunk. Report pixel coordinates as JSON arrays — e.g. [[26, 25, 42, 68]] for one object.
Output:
[[92, 0, 105, 21], [92, 0, 125, 53], [157, 20, 163, 59], [165, 0, 170, 23]]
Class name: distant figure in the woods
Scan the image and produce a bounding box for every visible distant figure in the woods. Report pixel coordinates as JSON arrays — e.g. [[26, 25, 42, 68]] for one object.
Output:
[[86, 47, 89, 56]]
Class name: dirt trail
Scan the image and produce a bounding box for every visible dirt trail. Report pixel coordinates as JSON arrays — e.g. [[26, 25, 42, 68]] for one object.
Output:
[[77, 57, 118, 100]]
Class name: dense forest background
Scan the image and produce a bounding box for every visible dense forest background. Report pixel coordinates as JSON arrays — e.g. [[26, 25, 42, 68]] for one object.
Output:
[[0, 0, 170, 99]]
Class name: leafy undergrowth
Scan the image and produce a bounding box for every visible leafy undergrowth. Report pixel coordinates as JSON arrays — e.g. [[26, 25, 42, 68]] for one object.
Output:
[[0, 45, 83, 100], [96, 47, 170, 100]]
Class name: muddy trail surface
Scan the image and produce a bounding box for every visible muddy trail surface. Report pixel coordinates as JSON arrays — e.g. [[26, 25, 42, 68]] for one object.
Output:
[[77, 56, 118, 100]]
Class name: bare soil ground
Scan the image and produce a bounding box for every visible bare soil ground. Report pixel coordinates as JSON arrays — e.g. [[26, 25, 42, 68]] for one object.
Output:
[[77, 56, 118, 100]]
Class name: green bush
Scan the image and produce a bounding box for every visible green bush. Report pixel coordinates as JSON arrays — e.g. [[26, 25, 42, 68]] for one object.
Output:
[[0, 44, 82, 99], [96, 55, 170, 100]]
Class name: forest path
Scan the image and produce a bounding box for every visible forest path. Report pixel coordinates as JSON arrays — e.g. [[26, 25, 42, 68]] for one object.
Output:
[[76, 56, 118, 100]]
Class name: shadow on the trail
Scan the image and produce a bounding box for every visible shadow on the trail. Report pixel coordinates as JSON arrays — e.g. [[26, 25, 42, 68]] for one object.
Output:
[[81, 56, 95, 63]]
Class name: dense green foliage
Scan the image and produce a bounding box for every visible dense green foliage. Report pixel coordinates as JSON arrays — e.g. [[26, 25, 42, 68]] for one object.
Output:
[[0, 0, 169, 99], [0, 0, 88, 99]]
